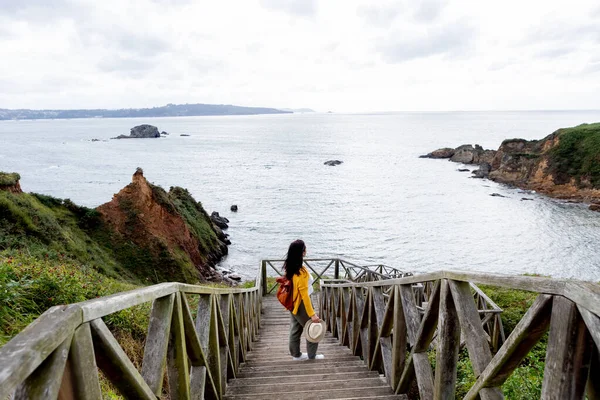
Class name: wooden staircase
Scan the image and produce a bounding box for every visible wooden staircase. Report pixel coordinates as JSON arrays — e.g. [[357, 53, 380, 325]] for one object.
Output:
[[225, 297, 406, 399]]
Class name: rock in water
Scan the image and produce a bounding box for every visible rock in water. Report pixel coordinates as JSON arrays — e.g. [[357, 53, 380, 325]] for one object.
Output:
[[420, 148, 455, 159], [324, 160, 343, 166], [231, 205, 238, 212], [490, 193, 507, 198], [472, 162, 492, 179], [211, 211, 229, 229], [590, 204, 600, 212], [160, 131, 169, 136], [113, 124, 161, 139]]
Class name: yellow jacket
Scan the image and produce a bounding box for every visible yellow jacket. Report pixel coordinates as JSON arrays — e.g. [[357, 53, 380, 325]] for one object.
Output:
[[292, 267, 315, 317]]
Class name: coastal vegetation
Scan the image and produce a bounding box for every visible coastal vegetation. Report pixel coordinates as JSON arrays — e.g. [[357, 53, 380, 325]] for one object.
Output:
[[548, 122, 600, 188], [0, 172, 20, 187]]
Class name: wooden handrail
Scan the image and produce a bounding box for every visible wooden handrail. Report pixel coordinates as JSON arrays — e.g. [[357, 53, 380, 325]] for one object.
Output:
[[320, 271, 600, 399], [0, 264, 265, 400]]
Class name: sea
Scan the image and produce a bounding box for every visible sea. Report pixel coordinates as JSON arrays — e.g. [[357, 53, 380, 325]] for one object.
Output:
[[1, 111, 600, 282]]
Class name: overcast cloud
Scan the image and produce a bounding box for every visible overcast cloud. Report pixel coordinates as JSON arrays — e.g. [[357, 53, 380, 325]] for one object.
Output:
[[0, 0, 599, 111]]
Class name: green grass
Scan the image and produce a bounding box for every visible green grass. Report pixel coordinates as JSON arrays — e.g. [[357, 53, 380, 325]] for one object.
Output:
[[0, 172, 20, 186], [548, 122, 600, 188], [169, 186, 220, 256]]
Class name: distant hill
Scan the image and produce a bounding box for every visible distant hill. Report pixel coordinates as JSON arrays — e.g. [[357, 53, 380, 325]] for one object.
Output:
[[0, 103, 292, 120]]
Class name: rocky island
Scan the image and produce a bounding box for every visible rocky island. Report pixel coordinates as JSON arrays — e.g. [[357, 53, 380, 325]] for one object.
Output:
[[113, 124, 164, 139], [421, 123, 600, 209]]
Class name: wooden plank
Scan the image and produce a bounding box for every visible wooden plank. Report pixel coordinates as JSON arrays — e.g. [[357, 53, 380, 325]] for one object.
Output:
[[178, 283, 258, 295], [0, 305, 81, 400], [215, 294, 229, 395], [181, 293, 207, 367], [167, 293, 191, 400], [141, 293, 174, 396], [577, 304, 600, 351], [463, 294, 553, 400], [397, 284, 435, 398], [373, 286, 398, 386], [448, 280, 503, 400], [434, 280, 461, 400], [90, 318, 156, 400], [190, 294, 219, 400], [14, 333, 72, 400], [207, 295, 223, 398], [352, 287, 365, 356], [369, 287, 386, 372], [565, 281, 600, 318], [541, 296, 592, 399], [67, 323, 102, 400], [588, 348, 600, 400], [391, 285, 407, 389], [359, 289, 373, 366], [80, 283, 178, 322]]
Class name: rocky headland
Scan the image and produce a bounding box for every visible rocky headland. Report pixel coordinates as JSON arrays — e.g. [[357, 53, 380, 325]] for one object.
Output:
[[0, 168, 234, 284], [421, 123, 600, 210]]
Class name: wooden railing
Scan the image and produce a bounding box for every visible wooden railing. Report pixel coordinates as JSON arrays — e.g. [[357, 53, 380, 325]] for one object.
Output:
[[0, 268, 264, 400], [320, 271, 600, 399], [260, 258, 414, 294]]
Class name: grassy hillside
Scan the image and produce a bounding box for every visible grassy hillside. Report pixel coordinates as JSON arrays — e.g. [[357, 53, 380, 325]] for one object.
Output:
[[548, 122, 600, 188], [0, 191, 132, 279]]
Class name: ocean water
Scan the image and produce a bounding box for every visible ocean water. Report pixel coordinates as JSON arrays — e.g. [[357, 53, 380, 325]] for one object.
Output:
[[1, 111, 600, 282]]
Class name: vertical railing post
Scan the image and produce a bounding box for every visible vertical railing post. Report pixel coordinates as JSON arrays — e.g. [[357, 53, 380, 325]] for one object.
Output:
[[334, 259, 340, 279], [261, 260, 267, 296]]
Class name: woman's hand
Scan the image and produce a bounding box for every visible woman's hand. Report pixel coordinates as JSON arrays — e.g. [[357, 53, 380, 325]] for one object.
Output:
[[311, 314, 320, 323]]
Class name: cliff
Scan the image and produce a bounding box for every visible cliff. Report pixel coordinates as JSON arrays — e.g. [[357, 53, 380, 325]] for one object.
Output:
[[96, 168, 228, 282], [422, 122, 600, 205], [488, 123, 600, 201], [0, 169, 229, 284], [0, 172, 22, 194]]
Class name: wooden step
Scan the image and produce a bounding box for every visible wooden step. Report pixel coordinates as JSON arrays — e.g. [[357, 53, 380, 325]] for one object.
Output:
[[236, 365, 371, 378], [225, 386, 402, 399], [230, 370, 380, 385], [226, 377, 388, 395], [224, 294, 405, 399]]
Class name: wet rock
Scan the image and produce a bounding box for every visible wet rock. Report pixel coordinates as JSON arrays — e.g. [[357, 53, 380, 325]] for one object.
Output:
[[521, 198, 534, 201], [450, 145, 476, 163], [472, 162, 492, 179], [457, 168, 470, 172], [231, 205, 238, 212], [420, 148, 455, 159], [228, 274, 242, 281], [324, 160, 343, 166], [490, 193, 507, 198], [211, 211, 229, 229], [160, 131, 169, 135], [590, 204, 600, 212], [91, 138, 101, 142], [180, 134, 190, 137]]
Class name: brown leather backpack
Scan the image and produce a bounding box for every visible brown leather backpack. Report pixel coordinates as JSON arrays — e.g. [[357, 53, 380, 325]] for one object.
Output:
[[276, 275, 296, 311]]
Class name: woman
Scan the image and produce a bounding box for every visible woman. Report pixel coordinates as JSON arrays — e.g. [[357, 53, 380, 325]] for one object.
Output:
[[285, 239, 324, 360]]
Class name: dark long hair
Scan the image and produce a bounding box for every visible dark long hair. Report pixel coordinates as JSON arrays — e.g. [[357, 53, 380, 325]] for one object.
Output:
[[284, 239, 305, 280]]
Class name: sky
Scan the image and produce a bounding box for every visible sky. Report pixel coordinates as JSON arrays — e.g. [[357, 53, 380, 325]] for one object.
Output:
[[1, 0, 599, 112]]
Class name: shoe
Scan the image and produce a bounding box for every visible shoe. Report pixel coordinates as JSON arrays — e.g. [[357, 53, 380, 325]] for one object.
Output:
[[292, 353, 308, 361], [310, 354, 325, 360]]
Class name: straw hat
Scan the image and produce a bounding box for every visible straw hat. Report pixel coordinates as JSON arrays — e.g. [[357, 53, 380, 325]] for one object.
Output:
[[303, 320, 326, 343]]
